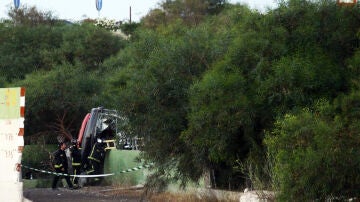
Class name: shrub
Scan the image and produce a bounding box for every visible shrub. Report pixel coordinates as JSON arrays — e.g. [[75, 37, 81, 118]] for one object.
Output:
[[22, 144, 57, 179], [265, 100, 360, 201]]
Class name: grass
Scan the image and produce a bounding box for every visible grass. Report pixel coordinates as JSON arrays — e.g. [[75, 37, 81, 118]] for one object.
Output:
[[23, 178, 53, 189]]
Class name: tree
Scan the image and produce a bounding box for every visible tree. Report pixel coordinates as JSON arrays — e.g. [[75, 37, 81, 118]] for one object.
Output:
[[0, 20, 124, 81], [119, 22, 140, 36], [142, 0, 226, 28], [0, 6, 126, 142], [182, 62, 252, 188], [180, 0, 360, 191], [7, 5, 57, 26], [265, 97, 360, 200], [59, 23, 125, 70], [259, 49, 342, 115], [0, 24, 63, 81], [141, 8, 167, 29], [13, 64, 104, 143], [103, 21, 227, 189]]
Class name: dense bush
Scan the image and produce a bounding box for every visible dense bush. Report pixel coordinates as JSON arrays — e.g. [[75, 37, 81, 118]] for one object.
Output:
[[265, 98, 360, 200], [21, 144, 57, 179]]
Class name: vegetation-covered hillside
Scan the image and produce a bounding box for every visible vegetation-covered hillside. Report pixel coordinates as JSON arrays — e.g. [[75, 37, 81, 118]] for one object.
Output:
[[1, 0, 360, 200]]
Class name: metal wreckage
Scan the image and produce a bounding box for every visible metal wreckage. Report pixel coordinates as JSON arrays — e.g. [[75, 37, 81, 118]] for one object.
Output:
[[70, 106, 138, 185]]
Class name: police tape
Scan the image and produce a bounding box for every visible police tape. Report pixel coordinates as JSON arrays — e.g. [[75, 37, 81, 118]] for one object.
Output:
[[21, 163, 153, 178], [119, 164, 152, 173]]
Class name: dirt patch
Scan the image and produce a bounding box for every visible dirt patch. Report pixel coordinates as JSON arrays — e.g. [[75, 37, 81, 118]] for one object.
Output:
[[24, 185, 243, 202], [23, 186, 147, 202]]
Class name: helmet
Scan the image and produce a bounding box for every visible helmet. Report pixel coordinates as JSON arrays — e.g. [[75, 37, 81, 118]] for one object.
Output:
[[58, 142, 66, 148], [71, 139, 78, 145]]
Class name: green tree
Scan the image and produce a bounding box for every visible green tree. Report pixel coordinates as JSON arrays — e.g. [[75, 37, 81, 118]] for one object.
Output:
[[0, 25, 63, 81], [274, 0, 360, 63], [0, 17, 124, 82], [119, 22, 140, 36], [182, 62, 252, 188], [14, 64, 104, 142], [180, 0, 360, 191], [259, 48, 342, 115], [142, 0, 226, 28], [265, 97, 360, 201], [7, 5, 57, 26], [59, 23, 125, 70], [103, 21, 227, 189]]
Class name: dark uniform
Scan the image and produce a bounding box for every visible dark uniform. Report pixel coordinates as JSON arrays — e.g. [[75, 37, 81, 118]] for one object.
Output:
[[52, 142, 73, 190], [87, 141, 106, 184], [70, 141, 82, 187]]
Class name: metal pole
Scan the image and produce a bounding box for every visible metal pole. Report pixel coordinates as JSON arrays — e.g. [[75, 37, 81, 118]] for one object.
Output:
[[129, 6, 132, 24]]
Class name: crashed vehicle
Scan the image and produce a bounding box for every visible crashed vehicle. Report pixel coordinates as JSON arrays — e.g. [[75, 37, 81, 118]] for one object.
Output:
[[76, 107, 118, 180], [73, 107, 142, 184]]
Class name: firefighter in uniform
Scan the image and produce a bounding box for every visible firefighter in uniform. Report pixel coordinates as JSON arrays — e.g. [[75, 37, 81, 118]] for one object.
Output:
[[52, 142, 73, 190], [70, 139, 82, 188], [87, 138, 106, 185]]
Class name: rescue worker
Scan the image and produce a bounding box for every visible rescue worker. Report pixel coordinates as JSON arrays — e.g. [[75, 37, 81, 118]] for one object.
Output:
[[52, 142, 73, 190], [70, 139, 82, 188], [87, 138, 106, 185]]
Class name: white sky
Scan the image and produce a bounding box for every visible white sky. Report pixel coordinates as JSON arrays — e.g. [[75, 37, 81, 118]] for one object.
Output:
[[0, 0, 277, 22]]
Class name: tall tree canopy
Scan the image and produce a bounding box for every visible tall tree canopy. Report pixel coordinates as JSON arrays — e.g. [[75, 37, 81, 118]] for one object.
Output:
[[1, 6, 126, 143], [106, 0, 360, 193], [2, 0, 360, 199]]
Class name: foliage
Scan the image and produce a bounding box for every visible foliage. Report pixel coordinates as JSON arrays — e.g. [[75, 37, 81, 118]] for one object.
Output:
[[0, 25, 63, 81], [119, 22, 140, 36], [2, 0, 360, 197], [347, 48, 360, 90], [22, 144, 57, 177], [141, 0, 226, 28], [14, 64, 104, 141], [103, 21, 228, 188], [103, 0, 360, 192], [0, 21, 124, 82], [0, 15, 125, 141], [7, 5, 57, 26], [259, 2, 360, 198], [259, 49, 342, 115], [59, 23, 125, 70], [265, 98, 360, 200]]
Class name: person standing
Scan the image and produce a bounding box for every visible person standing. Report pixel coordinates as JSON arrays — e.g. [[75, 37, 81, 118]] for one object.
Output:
[[70, 139, 82, 188], [87, 139, 106, 185], [52, 142, 73, 190]]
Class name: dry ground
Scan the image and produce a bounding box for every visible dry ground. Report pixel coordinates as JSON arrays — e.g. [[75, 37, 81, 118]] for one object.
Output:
[[23, 185, 240, 202], [24, 186, 146, 202]]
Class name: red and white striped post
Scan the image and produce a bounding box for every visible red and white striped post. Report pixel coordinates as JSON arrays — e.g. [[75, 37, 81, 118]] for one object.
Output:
[[18, 87, 25, 154], [0, 87, 25, 202]]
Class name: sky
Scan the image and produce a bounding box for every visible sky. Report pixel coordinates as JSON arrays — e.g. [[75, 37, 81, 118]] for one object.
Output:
[[0, 0, 278, 22]]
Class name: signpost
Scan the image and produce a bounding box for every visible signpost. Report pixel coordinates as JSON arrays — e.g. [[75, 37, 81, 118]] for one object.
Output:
[[96, 0, 103, 23], [14, 0, 20, 9], [96, 0, 102, 11], [0, 87, 25, 202]]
